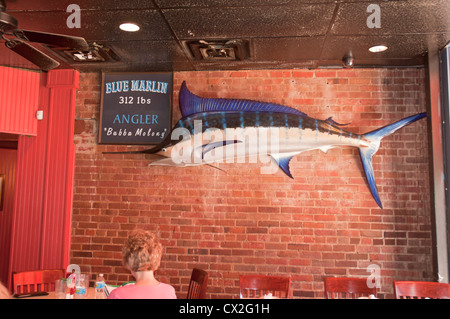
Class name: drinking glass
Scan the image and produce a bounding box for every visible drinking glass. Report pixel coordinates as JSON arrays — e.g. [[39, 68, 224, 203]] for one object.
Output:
[[54, 279, 65, 299]]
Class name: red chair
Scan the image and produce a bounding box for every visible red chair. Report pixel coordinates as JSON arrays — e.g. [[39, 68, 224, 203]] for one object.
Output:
[[394, 281, 450, 299], [240, 275, 291, 299], [186, 268, 208, 299], [324, 277, 377, 299], [12, 269, 65, 294]]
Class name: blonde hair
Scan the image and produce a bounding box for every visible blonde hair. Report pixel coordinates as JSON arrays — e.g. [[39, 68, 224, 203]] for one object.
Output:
[[123, 230, 163, 272]]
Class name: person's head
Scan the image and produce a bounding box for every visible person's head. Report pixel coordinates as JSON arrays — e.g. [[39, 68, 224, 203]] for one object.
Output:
[[122, 230, 163, 273]]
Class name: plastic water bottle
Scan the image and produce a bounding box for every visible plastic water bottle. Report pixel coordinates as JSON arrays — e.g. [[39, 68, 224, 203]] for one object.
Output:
[[66, 273, 76, 299], [95, 274, 106, 299]]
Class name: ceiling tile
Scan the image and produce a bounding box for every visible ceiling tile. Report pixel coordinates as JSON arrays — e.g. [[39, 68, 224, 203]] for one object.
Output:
[[252, 37, 325, 61], [162, 4, 335, 39], [108, 41, 189, 64]]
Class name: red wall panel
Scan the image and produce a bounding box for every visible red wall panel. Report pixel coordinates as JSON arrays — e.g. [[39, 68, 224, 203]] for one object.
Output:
[[40, 73, 77, 269], [0, 66, 40, 135], [0, 149, 17, 285], [7, 70, 78, 289]]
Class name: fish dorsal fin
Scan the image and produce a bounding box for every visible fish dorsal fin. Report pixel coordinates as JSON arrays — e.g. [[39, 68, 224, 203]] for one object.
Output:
[[179, 81, 308, 117], [270, 152, 300, 179]]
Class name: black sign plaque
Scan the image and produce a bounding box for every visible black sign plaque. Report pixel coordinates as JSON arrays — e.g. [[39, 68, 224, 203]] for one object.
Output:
[[99, 72, 173, 144]]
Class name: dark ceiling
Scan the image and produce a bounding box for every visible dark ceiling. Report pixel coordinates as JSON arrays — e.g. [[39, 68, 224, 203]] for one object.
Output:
[[0, 0, 449, 72]]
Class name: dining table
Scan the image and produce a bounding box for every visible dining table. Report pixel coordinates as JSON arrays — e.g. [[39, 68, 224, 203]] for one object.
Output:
[[13, 287, 97, 299]]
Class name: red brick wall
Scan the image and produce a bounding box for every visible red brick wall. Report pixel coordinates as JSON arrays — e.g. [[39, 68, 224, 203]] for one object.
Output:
[[71, 68, 432, 299]]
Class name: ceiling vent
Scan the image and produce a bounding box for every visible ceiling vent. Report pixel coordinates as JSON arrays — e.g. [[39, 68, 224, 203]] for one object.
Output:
[[52, 42, 120, 64], [183, 39, 249, 61]]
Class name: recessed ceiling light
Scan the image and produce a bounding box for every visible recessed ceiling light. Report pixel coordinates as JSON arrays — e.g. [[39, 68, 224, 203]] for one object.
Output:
[[119, 23, 140, 32], [369, 45, 388, 53]]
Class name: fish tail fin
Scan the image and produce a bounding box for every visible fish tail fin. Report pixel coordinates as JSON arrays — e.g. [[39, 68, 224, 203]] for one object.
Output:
[[359, 112, 427, 208]]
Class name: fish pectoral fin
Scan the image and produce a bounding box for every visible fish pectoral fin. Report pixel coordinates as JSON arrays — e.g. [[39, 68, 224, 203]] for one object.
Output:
[[198, 140, 243, 159], [270, 152, 300, 179]]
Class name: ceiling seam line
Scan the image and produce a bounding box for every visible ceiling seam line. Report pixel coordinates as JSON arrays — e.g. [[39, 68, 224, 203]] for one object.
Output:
[[317, 2, 341, 68]]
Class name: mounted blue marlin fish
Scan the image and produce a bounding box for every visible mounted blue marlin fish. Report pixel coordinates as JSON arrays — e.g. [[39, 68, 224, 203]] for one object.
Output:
[[108, 81, 426, 208]]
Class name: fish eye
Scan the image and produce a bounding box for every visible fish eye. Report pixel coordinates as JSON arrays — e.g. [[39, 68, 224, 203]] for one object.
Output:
[[162, 148, 167, 152]]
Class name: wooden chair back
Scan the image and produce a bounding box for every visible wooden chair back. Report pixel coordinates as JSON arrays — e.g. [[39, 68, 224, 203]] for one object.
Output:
[[394, 281, 450, 299], [240, 275, 291, 299], [324, 277, 377, 299], [13, 269, 65, 294], [186, 268, 208, 299]]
